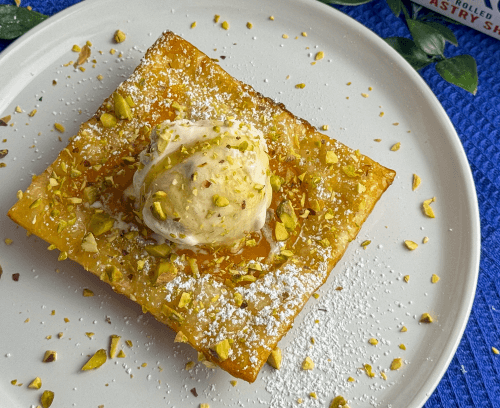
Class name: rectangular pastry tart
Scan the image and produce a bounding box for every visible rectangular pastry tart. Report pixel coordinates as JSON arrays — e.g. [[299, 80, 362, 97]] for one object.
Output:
[[8, 31, 395, 382]]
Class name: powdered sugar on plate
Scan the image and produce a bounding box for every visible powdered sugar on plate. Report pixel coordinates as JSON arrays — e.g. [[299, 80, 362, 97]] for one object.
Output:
[[264, 249, 406, 407]]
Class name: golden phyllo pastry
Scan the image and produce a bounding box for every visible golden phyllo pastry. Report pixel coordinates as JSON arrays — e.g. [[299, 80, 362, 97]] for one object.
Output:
[[8, 31, 395, 382]]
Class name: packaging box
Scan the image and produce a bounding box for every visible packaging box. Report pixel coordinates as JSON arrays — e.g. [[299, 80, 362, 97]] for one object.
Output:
[[412, 0, 500, 39]]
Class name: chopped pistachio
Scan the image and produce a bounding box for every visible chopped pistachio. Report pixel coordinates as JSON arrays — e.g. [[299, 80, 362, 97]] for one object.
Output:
[[412, 174, 421, 190], [330, 396, 347, 408], [420, 313, 433, 323], [100, 112, 117, 128], [323, 150, 338, 165], [342, 164, 358, 177], [301, 356, 314, 370], [368, 338, 378, 345], [404, 240, 418, 250], [318, 238, 330, 248], [82, 288, 94, 297], [70, 167, 82, 178], [42, 350, 57, 363], [41, 390, 54, 408], [152, 261, 177, 285], [315, 51, 325, 60], [245, 239, 256, 247], [29, 198, 42, 209], [390, 358, 403, 371], [234, 274, 256, 283], [390, 142, 401, 151], [357, 183, 366, 193], [230, 380, 237, 387], [28, 377, 42, 389], [151, 201, 167, 221], [423, 197, 436, 218], [270, 174, 285, 192], [113, 92, 133, 120], [233, 292, 243, 307], [361, 240, 371, 248], [178, 292, 191, 308], [81, 349, 107, 370], [109, 335, 121, 358], [364, 364, 375, 378], [153, 190, 167, 200], [104, 265, 123, 282], [213, 194, 229, 207], [88, 212, 114, 236], [125, 95, 135, 107], [145, 243, 171, 258], [275, 222, 289, 241], [431, 274, 440, 284], [81, 232, 98, 252], [267, 347, 282, 369], [213, 339, 231, 361], [54, 123, 65, 133], [277, 200, 297, 230], [161, 304, 184, 323], [174, 331, 188, 343], [114, 29, 126, 43]]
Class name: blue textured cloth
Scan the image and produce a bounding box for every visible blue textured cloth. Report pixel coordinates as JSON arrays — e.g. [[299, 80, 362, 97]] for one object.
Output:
[[1, 1, 499, 407]]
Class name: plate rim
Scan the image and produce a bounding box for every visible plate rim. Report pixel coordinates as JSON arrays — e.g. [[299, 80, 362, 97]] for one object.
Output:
[[0, 0, 481, 407]]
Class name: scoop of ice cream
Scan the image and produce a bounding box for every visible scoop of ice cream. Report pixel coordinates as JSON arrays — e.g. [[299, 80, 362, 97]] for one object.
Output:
[[132, 119, 272, 246]]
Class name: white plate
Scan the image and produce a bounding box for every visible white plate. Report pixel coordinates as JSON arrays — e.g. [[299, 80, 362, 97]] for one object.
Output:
[[0, 0, 480, 407]]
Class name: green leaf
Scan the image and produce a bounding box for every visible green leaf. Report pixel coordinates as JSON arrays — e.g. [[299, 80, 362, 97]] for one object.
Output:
[[420, 11, 464, 26], [435, 55, 478, 95], [318, 0, 375, 5], [422, 21, 458, 46], [0, 5, 48, 40], [407, 19, 445, 56], [384, 37, 434, 70], [386, 0, 403, 16], [411, 3, 423, 18]]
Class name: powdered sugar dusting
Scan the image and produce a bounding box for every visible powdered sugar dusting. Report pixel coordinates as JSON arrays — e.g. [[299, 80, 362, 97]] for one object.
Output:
[[264, 250, 403, 407]]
